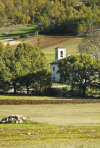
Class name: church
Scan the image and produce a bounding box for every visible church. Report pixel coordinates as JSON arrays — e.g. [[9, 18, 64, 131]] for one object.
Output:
[[50, 47, 67, 82]]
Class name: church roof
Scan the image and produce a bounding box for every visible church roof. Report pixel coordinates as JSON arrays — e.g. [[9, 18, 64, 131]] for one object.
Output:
[[50, 57, 67, 64]]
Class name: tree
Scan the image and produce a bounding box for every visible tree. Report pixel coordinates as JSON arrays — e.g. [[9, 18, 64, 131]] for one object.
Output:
[[3, 46, 21, 94], [57, 53, 97, 96], [14, 43, 51, 94], [78, 28, 100, 61], [0, 42, 10, 91]]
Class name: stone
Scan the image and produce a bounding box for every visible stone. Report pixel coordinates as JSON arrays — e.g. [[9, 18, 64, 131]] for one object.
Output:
[[1, 114, 31, 124]]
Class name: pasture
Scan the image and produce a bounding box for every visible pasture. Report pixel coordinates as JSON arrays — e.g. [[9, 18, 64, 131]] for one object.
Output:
[[25, 36, 83, 62], [0, 102, 100, 148], [0, 24, 83, 62], [0, 95, 66, 100], [0, 25, 40, 39]]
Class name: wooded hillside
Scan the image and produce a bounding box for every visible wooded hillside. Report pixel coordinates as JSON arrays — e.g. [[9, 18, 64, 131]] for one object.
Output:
[[0, 0, 100, 35]]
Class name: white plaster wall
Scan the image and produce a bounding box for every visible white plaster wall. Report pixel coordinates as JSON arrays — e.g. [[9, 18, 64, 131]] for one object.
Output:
[[50, 64, 60, 82]]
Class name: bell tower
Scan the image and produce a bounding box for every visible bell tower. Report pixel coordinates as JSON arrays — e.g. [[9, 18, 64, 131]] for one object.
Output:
[[55, 47, 66, 61]]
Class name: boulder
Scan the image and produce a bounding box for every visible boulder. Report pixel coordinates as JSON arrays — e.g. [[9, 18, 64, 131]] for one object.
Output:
[[2, 114, 30, 124]]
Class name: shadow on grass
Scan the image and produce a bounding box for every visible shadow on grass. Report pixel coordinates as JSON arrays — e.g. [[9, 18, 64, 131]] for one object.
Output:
[[0, 93, 100, 99], [0, 25, 41, 39]]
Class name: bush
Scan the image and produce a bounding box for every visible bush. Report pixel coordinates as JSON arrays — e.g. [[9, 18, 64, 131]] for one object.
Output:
[[20, 34, 30, 38], [14, 36, 19, 40]]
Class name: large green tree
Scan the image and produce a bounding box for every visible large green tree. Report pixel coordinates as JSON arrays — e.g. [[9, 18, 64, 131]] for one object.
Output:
[[57, 53, 97, 96], [14, 43, 51, 94], [0, 42, 10, 91]]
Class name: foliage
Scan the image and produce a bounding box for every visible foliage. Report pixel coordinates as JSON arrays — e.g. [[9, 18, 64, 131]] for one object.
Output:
[[14, 36, 19, 40], [0, 42, 10, 91], [0, 0, 100, 35], [20, 34, 30, 38], [78, 28, 100, 60], [0, 42, 51, 94], [57, 53, 98, 96]]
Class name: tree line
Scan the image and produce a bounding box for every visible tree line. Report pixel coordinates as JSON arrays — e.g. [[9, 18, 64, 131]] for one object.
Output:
[[0, 42, 51, 94], [0, 0, 100, 35]]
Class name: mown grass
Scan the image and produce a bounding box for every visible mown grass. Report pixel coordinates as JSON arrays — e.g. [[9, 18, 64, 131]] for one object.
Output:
[[42, 37, 83, 62], [0, 103, 100, 147], [0, 104, 100, 125], [0, 25, 40, 39], [11, 25, 40, 35], [0, 95, 72, 100], [0, 124, 100, 148]]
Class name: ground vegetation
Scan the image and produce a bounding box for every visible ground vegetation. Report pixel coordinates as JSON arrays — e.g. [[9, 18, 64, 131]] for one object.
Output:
[[0, 103, 100, 147]]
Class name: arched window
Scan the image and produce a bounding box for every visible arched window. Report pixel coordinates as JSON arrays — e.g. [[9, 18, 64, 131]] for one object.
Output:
[[60, 51, 63, 57], [56, 51, 57, 58]]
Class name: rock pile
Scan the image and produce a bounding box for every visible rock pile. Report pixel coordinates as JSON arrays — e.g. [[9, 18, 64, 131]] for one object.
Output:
[[2, 114, 30, 124]]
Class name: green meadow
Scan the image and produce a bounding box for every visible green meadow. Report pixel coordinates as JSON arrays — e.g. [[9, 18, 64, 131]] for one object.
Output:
[[0, 25, 40, 39], [0, 24, 83, 62], [0, 95, 70, 100], [0, 103, 100, 148]]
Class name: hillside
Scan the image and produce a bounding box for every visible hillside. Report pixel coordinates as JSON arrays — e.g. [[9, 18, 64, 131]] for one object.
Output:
[[0, 0, 99, 36], [24, 35, 76, 49]]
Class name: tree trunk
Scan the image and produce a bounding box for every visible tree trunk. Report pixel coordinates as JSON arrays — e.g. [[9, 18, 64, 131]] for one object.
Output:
[[13, 82, 16, 94], [27, 85, 29, 95], [83, 86, 86, 97]]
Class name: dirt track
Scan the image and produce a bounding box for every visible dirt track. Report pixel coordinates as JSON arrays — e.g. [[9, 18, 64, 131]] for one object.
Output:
[[24, 35, 76, 49], [2, 35, 76, 49], [0, 99, 100, 105]]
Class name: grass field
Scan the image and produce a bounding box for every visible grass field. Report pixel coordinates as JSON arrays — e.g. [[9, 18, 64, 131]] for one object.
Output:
[[0, 25, 40, 39], [42, 37, 82, 62], [0, 103, 100, 125], [0, 95, 70, 100], [0, 103, 100, 148], [0, 24, 83, 62]]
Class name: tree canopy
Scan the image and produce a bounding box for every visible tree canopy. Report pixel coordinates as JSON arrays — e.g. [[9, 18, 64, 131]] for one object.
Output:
[[57, 53, 98, 96], [0, 43, 51, 94], [0, 0, 100, 35]]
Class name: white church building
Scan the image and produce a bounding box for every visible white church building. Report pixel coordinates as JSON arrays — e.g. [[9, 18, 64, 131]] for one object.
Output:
[[50, 47, 67, 82]]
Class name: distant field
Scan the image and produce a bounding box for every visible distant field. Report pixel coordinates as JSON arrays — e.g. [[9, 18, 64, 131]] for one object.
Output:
[[25, 36, 83, 62], [0, 24, 83, 62], [11, 25, 40, 35], [42, 37, 83, 62], [0, 25, 40, 39]]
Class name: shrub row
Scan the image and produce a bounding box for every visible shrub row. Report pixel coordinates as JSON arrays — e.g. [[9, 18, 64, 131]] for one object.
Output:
[[0, 99, 100, 105]]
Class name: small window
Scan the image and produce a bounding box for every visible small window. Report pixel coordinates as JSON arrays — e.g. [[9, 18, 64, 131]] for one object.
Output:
[[60, 51, 63, 57], [56, 51, 57, 58], [53, 67, 55, 71]]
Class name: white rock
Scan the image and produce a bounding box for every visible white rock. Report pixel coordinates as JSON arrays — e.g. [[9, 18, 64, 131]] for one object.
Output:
[[26, 133, 31, 135]]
